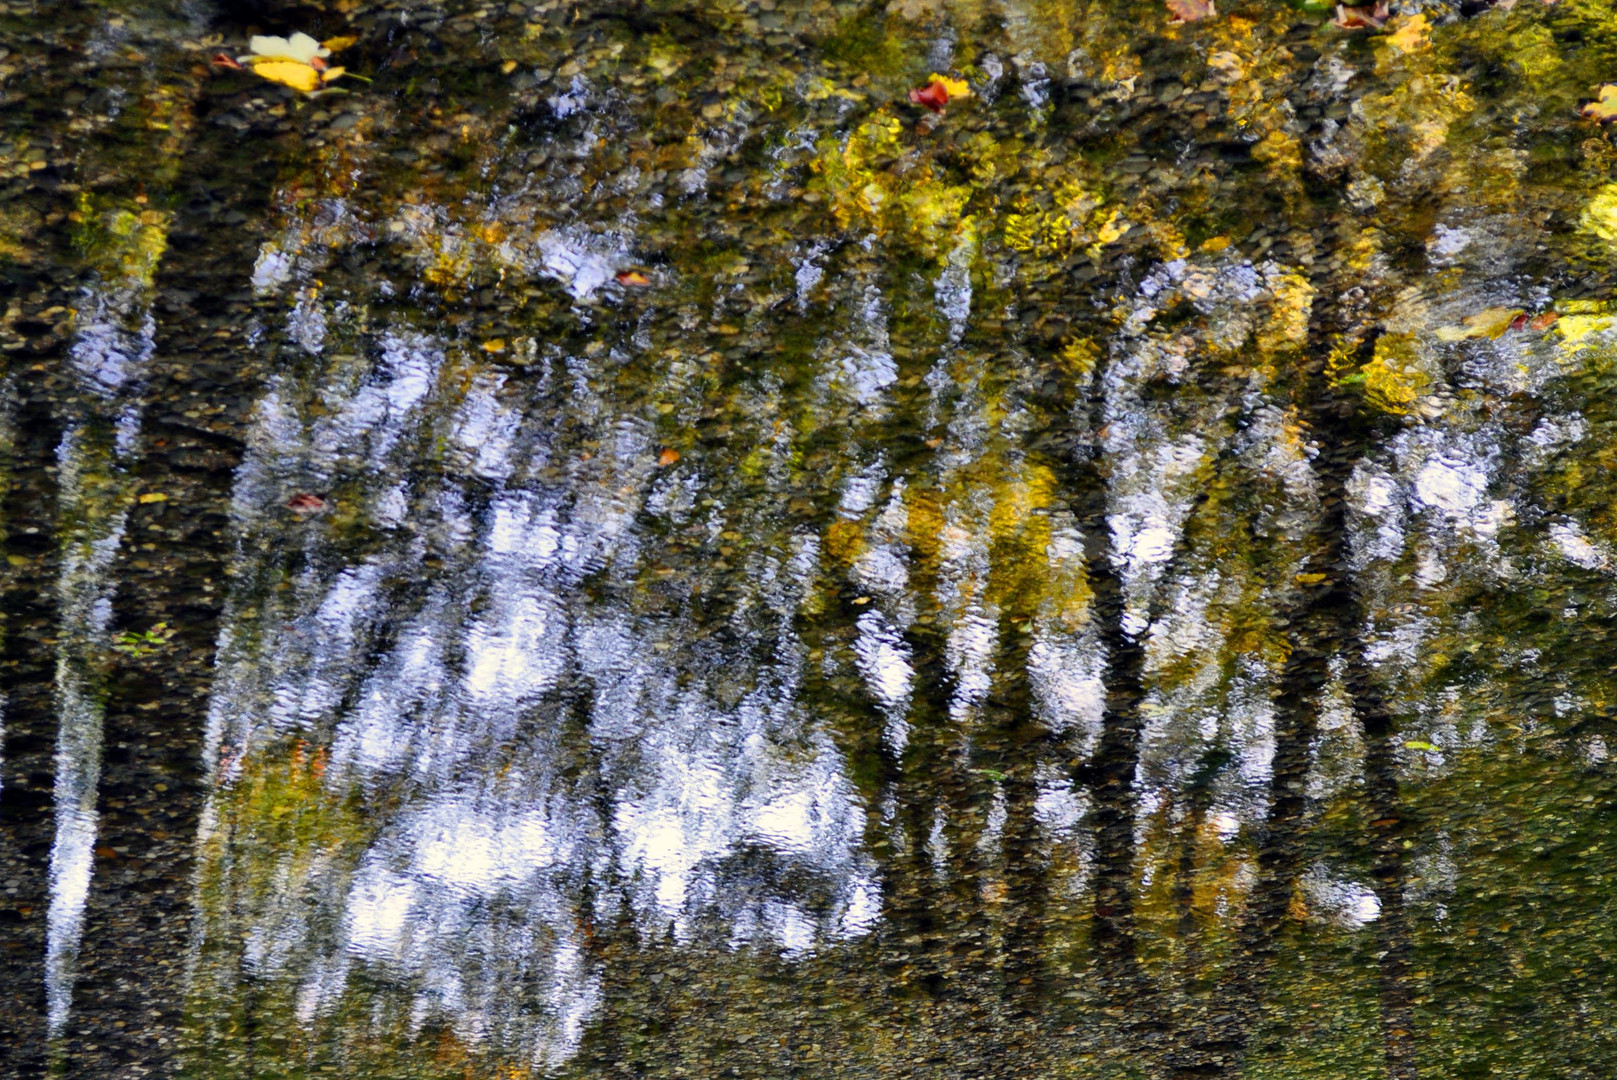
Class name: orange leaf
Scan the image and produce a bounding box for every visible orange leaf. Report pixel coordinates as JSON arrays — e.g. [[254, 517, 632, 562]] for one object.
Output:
[[657, 448, 681, 467], [616, 270, 652, 286]]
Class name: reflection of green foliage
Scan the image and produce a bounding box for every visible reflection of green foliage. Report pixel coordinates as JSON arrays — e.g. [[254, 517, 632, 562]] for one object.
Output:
[[819, 10, 916, 84], [71, 192, 169, 287], [111, 621, 173, 657]]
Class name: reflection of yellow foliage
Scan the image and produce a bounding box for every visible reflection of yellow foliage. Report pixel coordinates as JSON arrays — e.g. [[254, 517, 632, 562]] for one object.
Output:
[[1252, 129, 1301, 175], [1580, 182, 1617, 244], [1358, 75, 1473, 163], [1256, 270, 1313, 355], [905, 488, 944, 567], [74, 194, 170, 287], [809, 112, 973, 254], [1509, 25, 1564, 92], [1362, 333, 1430, 414], [1000, 169, 1117, 259], [1207, 49, 1245, 82], [1058, 336, 1100, 379], [1556, 314, 1615, 346], [824, 518, 866, 566]]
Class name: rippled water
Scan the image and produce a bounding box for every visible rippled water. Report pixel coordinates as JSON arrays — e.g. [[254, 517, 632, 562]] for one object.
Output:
[[5, 0, 1617, 1077]]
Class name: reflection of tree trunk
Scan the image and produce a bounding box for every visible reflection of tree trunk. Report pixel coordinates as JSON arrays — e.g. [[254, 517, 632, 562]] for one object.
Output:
[[58, 82, 283, 1075], [0, 350, 68, 1080], [1353, 660, 1418, 1080], [1171, 769, 1216, 981], [1082, 532, 1148, 986], [885, 618, 962, 996], [1052, 343, 1155, 1066], [1165, 274, 1390, 1080], [0, 11, 99, 1070], [985, 623, 1047, 1010]]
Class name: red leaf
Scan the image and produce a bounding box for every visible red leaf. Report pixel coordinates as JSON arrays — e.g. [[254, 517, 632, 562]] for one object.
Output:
[[908, 80, 950, 114], [1508, 312, 1529, 332], [212, 52, 244, 70], [286, 493, 326, 514]]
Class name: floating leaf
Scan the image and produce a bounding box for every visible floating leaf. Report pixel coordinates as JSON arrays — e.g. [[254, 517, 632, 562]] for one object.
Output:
[[286, 493, 326, 514], [908, 74, 969, 113], [1385, 13, 1429, 51], [1167, 0, 1216, 22], [1434, 307, 1524, 341], [244, 32, 329, 65], [482, 338, 506, 353], [1404, 740, 1440, 752], [1332, 1, 1389, 28], [1581, 85, 1617, 123], [137, 492, 168, 504], [656, 448, 681, 467], [251, 61, 325, 93], [223, 31, 354, 94], [616, 270, 652, 286], [321, 35, 358, 53]]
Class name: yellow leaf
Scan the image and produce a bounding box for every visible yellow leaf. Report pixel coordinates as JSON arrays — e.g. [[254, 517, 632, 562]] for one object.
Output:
[[929, 73, 971, 99], [482, 338, 506, 353], [1095, 208, 1128, 244], [1582, 85, 1617, 123], [1433, 307, 1522, 341], [1386, 13, 1429, 53], [501, 60, 518, 75], [251, 61, 323, 93], [138, 492, 168, 504], [321, 35, 358, 52]]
